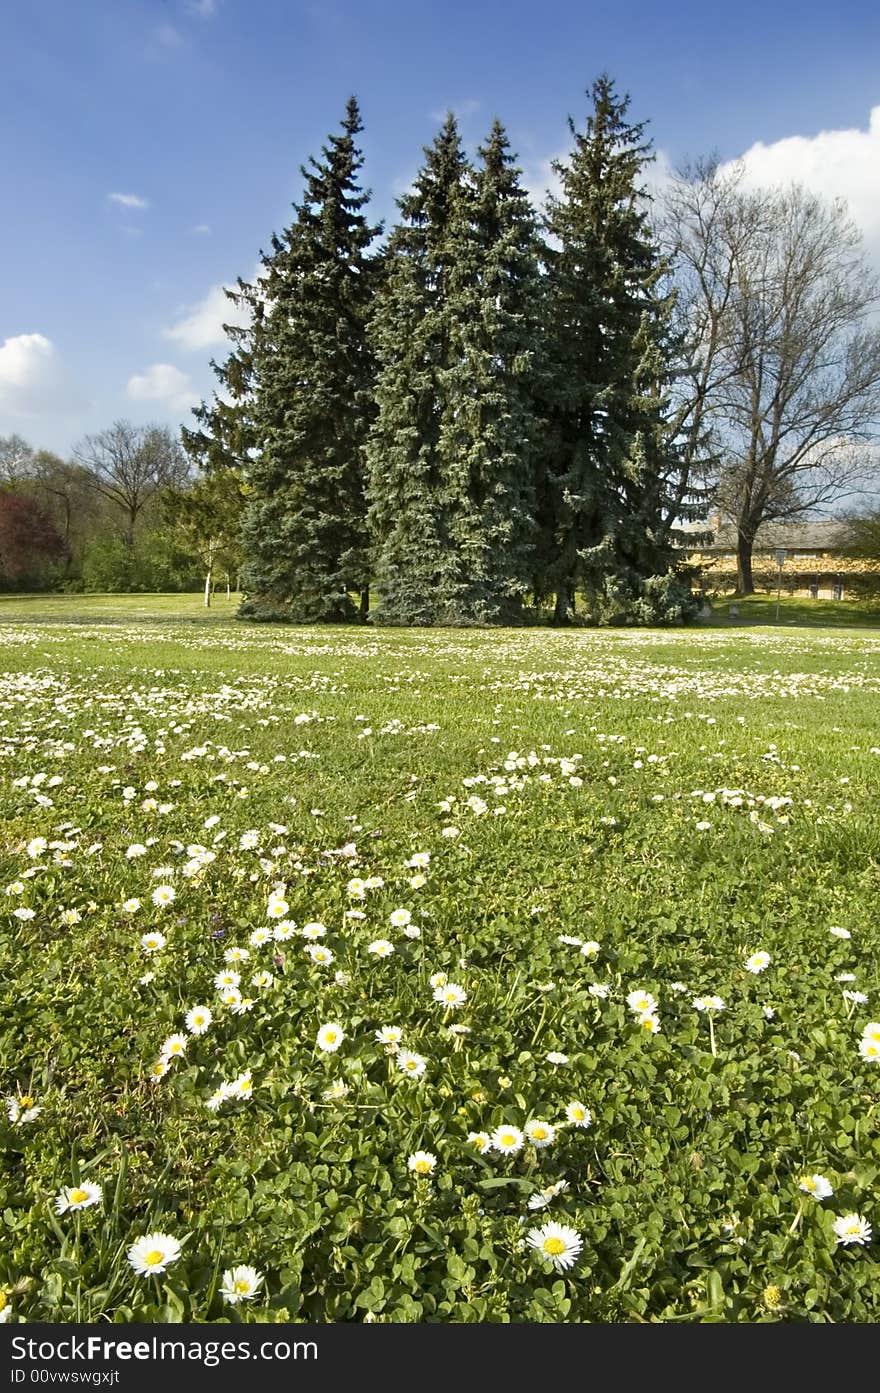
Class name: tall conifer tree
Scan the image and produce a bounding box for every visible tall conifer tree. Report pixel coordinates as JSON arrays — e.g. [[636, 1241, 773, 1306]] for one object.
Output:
[[541, 75, 691, 623], [368, 116, 543, 624], [452, 120, 545, 621], [366, 115, 473, 624], [196, 98, 381, 623]]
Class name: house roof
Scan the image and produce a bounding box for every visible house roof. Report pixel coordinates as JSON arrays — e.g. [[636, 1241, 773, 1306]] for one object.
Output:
[[678, 518, 856, 554]]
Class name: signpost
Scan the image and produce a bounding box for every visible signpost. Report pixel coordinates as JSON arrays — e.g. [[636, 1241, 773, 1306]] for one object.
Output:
[[774, 549, 787, 622]]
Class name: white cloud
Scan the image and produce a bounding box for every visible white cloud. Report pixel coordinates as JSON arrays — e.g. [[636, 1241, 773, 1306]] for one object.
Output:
[[725, 106, 880, 270], [429, 98, 481, 124], [187, 0, 218, 15], [163, 273, 256, 351], [108, 192, 149, 210], [126, 363, 198, 410], [0, 333, 82, 418], [191, 223, 211, 235], [522, 149, 565, 214], [155, 23, 184, 49]]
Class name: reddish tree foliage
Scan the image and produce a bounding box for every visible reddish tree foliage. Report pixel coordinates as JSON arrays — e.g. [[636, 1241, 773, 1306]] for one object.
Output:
[[0, 489, 66, 582]]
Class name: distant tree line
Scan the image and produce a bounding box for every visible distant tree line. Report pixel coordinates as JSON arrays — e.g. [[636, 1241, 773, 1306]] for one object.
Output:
[[0, 422, 227, 595]]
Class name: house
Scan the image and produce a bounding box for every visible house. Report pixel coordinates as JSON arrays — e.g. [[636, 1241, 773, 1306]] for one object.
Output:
[[676, 516, 880, 599]]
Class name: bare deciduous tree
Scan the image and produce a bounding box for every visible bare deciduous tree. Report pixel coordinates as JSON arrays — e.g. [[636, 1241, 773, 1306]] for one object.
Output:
[[661, 167, 880, 592], [0, 433, 35, 483], [74, 420, 188, 551]]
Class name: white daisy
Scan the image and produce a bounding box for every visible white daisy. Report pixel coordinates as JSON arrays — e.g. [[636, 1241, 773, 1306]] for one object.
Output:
[[799, 1174, 833, 1199], [433, 983, 467, 1008], [466, 1131, 491, 1152], [316, 1023, 345, 1053], [407, 1150, 437, 1176], [527, 1180, 569, 1211], [526, 1221, 583, 1272], [220, 1265, 264, 1305], [626, 990, 656, 1014], [832, 1213, 872, 1246], [127, 1232, 182, 1276], [491, 1124, 524, 1155], [525, 1119, 556, 1149], [55, 1182, 103, 1214], [745, 951, 771, 974], [185, 1006, 212, 1035], [564, 1101, 592, 1128], [396, 1050, 426, 1077]]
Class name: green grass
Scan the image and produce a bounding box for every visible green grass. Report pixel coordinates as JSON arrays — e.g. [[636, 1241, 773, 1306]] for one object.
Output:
[[0, 591, 242, 624], [2, 588, 878, 630], [704, 591, 880, 629], [1, 598, 879, 1324]]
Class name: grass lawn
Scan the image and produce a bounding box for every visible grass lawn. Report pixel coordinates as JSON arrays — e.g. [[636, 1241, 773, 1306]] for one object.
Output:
[[704, 591, 880, 629], [1, 597, 879, 1323]]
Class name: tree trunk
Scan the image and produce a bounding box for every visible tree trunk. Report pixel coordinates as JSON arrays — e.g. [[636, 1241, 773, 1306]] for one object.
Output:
[[736, 533, 754, 595], [359, 586, 370, 623], [553, 585, 574, 625], [204, 568, 212, 608], [226, 572, 231, 598]]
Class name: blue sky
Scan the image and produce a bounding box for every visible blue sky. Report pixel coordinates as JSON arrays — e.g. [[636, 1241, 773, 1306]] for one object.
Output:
[[2, 0, 879, 454]]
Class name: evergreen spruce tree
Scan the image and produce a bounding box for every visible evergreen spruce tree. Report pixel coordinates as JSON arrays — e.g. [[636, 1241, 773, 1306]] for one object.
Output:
[[367, 116, 543, 624], [541, 75, 694, 624], [452, 120, 545, 622], [193, 98, 381, 623], [366, 115, 472, 624]]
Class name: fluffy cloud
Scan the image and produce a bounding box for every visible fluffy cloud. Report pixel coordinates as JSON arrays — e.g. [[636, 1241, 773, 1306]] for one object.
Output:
[[126, 363, 198, 410], [163, 275, 255, 352], [187, 0, 219, 15], [0, 333, 81, 418], [724, 106, 880, 269], [429, 98, 480, 123], [107, 192, 149, 210], [155, 24, 184, 49]]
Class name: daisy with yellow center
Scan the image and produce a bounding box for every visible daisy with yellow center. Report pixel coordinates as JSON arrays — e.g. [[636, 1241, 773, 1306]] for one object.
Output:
[[798, 1174, 833, 1199], [832, 1213, 872, 1246], [185, 1005, 212, 1035], [525, 1120, 556, 1149], [128, 1232, 182, 1276], [55, 1182, 103, 1214], [317, 1023, 345, 1052], [220, 1265, 264, 1305], [407, 1150, 437, 1176], [491, 1124, 524, 1155], [396, 1050, 426, 1077], [525, 1221, 583, 1271], [565, 1101, 592, 1128], [466, 1131, 491, 1152]]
